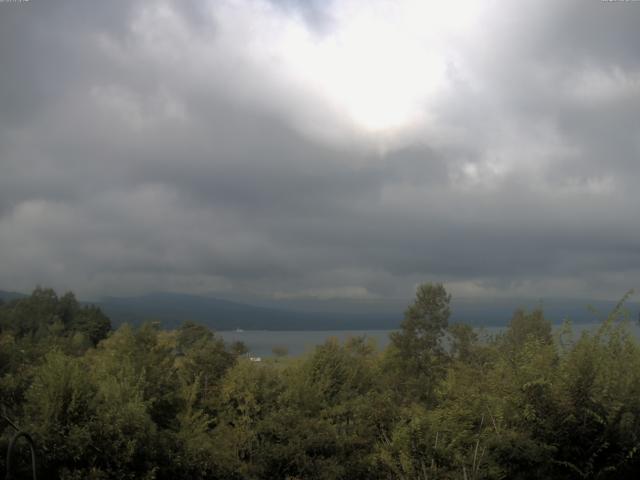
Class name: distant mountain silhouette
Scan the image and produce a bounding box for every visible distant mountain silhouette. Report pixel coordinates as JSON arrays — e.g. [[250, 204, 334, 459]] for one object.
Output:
[[0, 290, 27, 302], [3, 288, 638, 330], [98, 292, 639, 331], [97, 292, 401, 330], [450, 296, 640, 327]]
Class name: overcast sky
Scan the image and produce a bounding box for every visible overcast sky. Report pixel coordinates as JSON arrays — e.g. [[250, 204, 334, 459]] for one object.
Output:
[[1, 0, 639, 301]]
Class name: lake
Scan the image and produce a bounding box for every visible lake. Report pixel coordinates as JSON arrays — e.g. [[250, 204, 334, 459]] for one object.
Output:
[[219, 321, 640, 358], [219, 329, 393, 358]]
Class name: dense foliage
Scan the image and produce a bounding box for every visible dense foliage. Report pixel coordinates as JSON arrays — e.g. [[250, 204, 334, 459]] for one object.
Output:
[[1, 285, 640, 479]]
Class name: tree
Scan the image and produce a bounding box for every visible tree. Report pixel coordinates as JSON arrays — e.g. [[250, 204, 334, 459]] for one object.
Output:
[[391, 283, 451, 356], [272, 345, 288, 358], [70, 305, 111, 346], [387, 283, 451, 405], [448, 323, 478, 363], [503, 308, 552, 350], [230, 340, 249, 357]]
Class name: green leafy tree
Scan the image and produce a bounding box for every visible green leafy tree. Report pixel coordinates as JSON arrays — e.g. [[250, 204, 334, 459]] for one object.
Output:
[[448, 323, 479, 363], [175, 321, 236, 409], [386, 282, 451, 404], [22, 351, 96, 476], [272, 345, 288, 358]]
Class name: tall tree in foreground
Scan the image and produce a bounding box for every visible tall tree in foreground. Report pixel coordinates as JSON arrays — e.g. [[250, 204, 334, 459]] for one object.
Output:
[[387, 282, 451, 405]]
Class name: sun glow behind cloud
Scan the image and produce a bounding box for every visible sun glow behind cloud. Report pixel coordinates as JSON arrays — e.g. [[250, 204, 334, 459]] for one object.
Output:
[[205, 0, 487, 140], [275, 0, 486, 132]]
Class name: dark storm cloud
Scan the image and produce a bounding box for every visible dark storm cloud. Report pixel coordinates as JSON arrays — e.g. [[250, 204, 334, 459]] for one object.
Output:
[[1, 0, 639, 301]]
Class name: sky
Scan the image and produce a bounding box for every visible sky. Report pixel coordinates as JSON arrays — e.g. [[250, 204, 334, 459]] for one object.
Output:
[[1, 0, 639, 302]]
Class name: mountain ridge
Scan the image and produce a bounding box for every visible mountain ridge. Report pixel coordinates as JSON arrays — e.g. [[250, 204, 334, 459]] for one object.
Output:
[[3, 289, 638, 330]]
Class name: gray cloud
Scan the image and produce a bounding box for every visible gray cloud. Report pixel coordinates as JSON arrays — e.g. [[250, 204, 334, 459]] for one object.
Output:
[[1, 0, 639, 302]]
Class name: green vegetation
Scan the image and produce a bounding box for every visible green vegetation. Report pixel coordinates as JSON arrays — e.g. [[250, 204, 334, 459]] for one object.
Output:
[[2, 285, 640, 479]]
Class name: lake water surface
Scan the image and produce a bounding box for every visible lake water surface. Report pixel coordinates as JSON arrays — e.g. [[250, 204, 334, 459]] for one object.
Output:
[[219, 321, 640, 358], [219, 330, 393, 358]]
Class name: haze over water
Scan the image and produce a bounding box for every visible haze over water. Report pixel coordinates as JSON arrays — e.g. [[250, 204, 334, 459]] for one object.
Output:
[[219, 321, 640, 357]]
